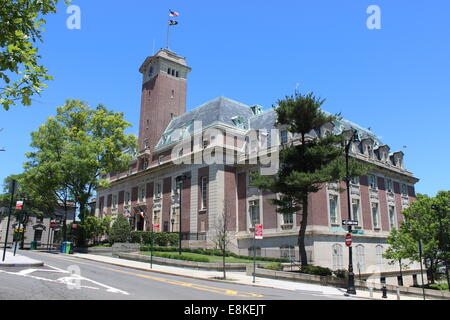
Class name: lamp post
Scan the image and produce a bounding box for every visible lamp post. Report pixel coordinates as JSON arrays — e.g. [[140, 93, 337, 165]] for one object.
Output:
[[343, 128, 359, 295], [2, 179, 17, 262], [431, 204, 450, 292], [176, 175, 189, 255]]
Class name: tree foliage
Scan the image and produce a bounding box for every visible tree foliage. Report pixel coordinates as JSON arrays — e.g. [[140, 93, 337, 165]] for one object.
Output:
[[0, 0, 71, 110], [25, 99, 137, 224], [109, 214, 131, 244], [384, 192, 450, 283], [252, 92, 369, 266]]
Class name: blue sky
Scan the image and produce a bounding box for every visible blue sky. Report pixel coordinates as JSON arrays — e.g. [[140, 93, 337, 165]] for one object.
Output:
[[0, 0, 449, 197]]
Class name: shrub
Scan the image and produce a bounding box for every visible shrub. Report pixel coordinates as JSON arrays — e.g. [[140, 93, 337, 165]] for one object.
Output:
[[167, 233, 179, 246], [333, 269, 348, 279], [301, 265, 333, 277], [130, 231, 143, 243], [264, 263, 284, 271], [154, 252, 210, 263], [109, 214, 131, 244]]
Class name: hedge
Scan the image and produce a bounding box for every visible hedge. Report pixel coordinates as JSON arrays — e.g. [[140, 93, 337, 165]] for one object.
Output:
[[300, 265, 333, 277], [130, 231, 179, 246], [139, 245, 290, 263]]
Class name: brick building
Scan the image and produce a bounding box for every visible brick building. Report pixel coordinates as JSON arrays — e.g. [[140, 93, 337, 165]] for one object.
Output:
[[95, 49, 423, 286]]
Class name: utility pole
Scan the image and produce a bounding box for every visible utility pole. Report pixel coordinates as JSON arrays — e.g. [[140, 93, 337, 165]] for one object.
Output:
[[2, 179, 17, 261]]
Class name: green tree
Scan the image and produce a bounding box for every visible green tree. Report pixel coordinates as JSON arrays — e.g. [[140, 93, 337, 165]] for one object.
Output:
[[252, 92, 368, 266], [384, 192, 450, 284], [109, 214, 131, 244], [24, 99, 137, 245], [0, 0, 71, 110], [80, 215, 111, 245]]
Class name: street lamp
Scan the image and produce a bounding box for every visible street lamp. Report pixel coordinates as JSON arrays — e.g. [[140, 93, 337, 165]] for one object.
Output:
[[431, 204, 450, 292], [176, 174, 189, 255], [171, 218, 175, 233], [343, 128, 359, 295]]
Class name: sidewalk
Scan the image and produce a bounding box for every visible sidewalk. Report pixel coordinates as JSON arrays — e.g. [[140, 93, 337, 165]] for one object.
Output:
[[71, 253, 421, 300], [0, 250, 44, 267]]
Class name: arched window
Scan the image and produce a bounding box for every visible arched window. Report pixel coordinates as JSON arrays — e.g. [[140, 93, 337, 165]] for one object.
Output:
[[356, 245, 365, 273], [376, 245, 384, 266], [332, 244, 344, 270]]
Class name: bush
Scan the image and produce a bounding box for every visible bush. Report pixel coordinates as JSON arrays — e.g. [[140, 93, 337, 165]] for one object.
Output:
[[301, 265, 333, 277], [264, 262, 284, 271], [333, 269, 348, 279], [154, 252, 210, 263], [109, 214, 131, 244]]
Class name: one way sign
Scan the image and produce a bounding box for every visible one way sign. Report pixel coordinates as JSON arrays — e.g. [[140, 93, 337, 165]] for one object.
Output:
[[342, 220, 358, 226]]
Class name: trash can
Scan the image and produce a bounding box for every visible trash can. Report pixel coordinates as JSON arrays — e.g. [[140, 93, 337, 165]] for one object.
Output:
[[65, 242, 72, 254], [30, 240, 37, 250], [60, 241, 66, 253]]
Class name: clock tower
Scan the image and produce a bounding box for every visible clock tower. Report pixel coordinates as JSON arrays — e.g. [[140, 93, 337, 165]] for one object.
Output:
[[138, 49, 191, 153]]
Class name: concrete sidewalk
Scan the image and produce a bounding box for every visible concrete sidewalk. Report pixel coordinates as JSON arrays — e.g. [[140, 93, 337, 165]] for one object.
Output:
[[0, 250, 44, 267], [69, 253, 421, 300]]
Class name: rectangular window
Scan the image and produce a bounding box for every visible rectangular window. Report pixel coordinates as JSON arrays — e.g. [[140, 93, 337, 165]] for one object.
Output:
[[386, 179, 393, 193], [329, 195, 338, 225], [138, 186, 146, 203], [352, 199, 360, 223], [401, 184, 408, 196], [372, 202, 380, 229], [350, 176, 359, 185], [154, 183, 162, 199], [280, 130, 288, 144], [125, 191, 131, 206], [389, 205, 396, 229], [249, 200, 260, 226], [369, 175, 378, 190], [201, 177, 208, 210], [112, 195, 118, 209], [282, 213, 294, 226]]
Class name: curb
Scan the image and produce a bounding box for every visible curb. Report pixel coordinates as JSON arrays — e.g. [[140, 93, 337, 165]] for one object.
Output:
[[0, 262, 44, 268], [70, 254, 363, 299]]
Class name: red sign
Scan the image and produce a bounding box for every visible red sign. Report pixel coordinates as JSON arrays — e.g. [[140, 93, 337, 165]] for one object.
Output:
[[15, 201, 23, 210], [255, 224, 263, 240], [153, 224, 160, 229], [50, 221, 58, 229], [345, 233, 352, 247], [72, 223, 78, 229]]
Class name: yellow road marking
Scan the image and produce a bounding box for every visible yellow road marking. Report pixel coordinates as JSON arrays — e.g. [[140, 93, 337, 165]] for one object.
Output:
[[26, 252, 264, 298]]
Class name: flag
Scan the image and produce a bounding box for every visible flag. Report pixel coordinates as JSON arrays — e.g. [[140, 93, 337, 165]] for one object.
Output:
[[169, 10, 180, 17], [169, 20, 178, 26]]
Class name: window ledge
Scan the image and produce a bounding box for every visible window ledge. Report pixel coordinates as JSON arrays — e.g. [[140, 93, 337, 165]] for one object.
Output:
[[198, 209, 207, 214]]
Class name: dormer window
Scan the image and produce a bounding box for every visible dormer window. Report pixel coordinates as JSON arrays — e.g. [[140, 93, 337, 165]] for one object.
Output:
[[231, 116, 247, 129], [159, 155, 164, 164]]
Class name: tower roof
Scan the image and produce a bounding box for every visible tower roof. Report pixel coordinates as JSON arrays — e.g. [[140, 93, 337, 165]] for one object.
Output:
[[139, 48, 191, 73]]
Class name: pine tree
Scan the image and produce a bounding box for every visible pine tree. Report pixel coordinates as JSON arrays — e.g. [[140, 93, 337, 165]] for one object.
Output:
[[252, 92, 368, 266]]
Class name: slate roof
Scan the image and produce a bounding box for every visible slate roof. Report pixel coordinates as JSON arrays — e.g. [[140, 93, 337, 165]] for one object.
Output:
[[154, 96, 383, 150]]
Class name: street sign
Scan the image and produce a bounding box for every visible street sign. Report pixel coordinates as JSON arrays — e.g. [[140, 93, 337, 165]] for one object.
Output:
[[153, 224, 160, 229], [345, 233, 352, 247], [255, 224, 263, 240], [15, 201, 23, 210], [342, 220, 358, 226], [50, 221, 58, 229]]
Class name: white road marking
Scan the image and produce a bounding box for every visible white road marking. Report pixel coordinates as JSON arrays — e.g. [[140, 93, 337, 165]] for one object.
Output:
[[0, 264, 129, 296]]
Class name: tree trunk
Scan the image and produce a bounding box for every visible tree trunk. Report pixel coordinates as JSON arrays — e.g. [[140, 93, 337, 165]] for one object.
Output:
[[298, 194, 309, 266]]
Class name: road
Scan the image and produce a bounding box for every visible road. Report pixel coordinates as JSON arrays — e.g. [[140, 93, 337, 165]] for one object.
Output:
[[0, 250, 357, 301]]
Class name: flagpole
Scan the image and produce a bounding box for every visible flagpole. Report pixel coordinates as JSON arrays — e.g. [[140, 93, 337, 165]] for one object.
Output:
[[166, 20, 170, 49]]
